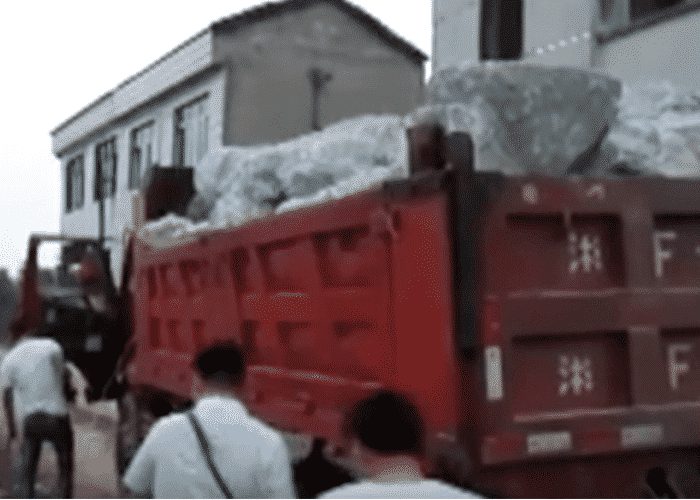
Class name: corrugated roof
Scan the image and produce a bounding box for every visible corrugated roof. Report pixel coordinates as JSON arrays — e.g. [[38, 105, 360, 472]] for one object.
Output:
[[52, 0, 426, 136]]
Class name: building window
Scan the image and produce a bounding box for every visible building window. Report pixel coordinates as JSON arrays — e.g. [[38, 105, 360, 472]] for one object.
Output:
[[599, 0, 692, 30], [129, 122, 154, 189], [630, 0, 686, 19], [65, 155, 84, 213], [480, 0, 523, 60], [600, 0, 617, 20], [598, 0, 630, 30], [95, 138, 117, 200], [174, 95, 209, 167]]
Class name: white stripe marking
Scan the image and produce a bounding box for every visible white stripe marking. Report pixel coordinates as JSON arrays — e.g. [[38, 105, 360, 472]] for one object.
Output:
[[485, 346, 504, 402], [621, 424, 663, 449], [527, 431, 572, 455]]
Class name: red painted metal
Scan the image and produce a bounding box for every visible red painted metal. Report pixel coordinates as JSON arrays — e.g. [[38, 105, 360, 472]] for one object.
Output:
[[127, 154, 700, 496], [13, 237, 40, 335]]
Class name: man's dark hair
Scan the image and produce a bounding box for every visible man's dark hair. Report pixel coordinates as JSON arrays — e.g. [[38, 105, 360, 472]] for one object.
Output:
[[194, 342, 246, 386], [347, 390, 424, 455], [9, 317, 27, 339]]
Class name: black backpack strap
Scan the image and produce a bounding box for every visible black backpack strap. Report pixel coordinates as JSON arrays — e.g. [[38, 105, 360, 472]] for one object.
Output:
[[187, 410, 234, 499]]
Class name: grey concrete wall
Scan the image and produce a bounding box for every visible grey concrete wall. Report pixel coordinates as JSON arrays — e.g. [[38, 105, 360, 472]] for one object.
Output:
[[431, 0, 700, 90], [213, 2, 424, 146], [432, 0, 596, 69], [432, 0, 481, 70], [522, 0, 595, 68], [593, 8, 700, 89]]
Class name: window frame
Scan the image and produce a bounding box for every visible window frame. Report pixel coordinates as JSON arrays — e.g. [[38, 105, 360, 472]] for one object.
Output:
[[173, 94, 209, 167], [65, 154, 85, 213], [94, 137, 118, 201], [597, 0, 700, 42], [129, 120, 155, 190], [630, 0, 687, 20]]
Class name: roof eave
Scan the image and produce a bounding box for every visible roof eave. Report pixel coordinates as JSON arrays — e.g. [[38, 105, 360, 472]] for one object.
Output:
[[52, 28, 213, 136]]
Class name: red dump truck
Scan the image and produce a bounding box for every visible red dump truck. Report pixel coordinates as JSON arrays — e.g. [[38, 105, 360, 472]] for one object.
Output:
[[13, 128, 700, 497]]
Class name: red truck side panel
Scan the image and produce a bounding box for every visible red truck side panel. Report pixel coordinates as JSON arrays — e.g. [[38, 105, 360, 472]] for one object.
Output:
[[130, 189, 458, 443]]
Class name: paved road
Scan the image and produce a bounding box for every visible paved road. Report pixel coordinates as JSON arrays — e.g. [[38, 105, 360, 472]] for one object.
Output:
[[0, 401, 120, 498]]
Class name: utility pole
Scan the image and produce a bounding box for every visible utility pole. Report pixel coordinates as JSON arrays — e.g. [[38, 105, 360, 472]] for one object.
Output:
[[308, 67, 333, 131]]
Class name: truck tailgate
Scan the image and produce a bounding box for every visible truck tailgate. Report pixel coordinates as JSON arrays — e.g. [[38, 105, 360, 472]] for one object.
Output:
[[478, 177, 700, 464]]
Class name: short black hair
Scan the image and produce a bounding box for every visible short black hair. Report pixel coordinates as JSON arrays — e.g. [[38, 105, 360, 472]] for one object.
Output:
[[347, 390, 424, 455], [194, 342, 246, 386], [9, 317, 27, 338]]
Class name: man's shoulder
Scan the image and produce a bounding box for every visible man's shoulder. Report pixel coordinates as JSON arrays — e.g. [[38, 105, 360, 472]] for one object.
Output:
[[320, 480, 483, 499], [422, 480, 483, 498], [1, 341, 27, 369], [35, 338, 62, 355], [154, 411, 189, 432], [1, 345, 18, 365], [11, 338, 61, 357], [319, 481, 377, 499], [318, 481, 392, 498], [4, 340, 26, 357], [143, 412, 191, 444], [244, 412, 286, 447]]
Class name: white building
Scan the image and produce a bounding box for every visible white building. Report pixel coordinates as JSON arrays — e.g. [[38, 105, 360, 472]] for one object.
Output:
[[52, 0, 426, 285], [433, 0, 700, 89]]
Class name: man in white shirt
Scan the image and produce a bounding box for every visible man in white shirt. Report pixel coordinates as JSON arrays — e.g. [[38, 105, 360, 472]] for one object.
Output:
[[0, 323, 74, 498], [320, 391, 481, 499], [123, 342, 296, 498]]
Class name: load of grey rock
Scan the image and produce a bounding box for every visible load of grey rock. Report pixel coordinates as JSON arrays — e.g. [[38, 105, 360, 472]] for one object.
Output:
[[412, 62, 621, 176], [141, 63, 700, 244], [415, 62, 700, 177]]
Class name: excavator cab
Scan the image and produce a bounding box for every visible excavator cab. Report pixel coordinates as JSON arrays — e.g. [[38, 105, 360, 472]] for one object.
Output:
[[11, 234, 126, 400]]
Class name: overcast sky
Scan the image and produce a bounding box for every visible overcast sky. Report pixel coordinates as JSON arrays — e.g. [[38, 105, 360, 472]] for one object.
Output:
[[0, 0, 432, 277]]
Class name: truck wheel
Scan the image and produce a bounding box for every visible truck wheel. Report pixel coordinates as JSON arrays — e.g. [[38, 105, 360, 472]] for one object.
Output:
[[115, 391, 154, 477]]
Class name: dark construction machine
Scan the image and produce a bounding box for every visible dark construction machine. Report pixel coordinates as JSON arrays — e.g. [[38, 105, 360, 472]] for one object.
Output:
[[12, 128, 700, 497], [11, 234, 126, 400]]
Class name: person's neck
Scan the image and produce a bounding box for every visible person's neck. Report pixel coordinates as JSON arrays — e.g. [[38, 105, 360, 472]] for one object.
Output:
[[368, 455, 424, 483], [200, 385, 238, 400]]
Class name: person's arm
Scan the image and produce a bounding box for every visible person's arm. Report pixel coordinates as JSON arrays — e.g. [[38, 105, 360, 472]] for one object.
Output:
[[50, 343, 78, 404], [63, 365, 77, 404], [3, 388, 15, 440], [261, 436, 296, 498], [0, 354, 16, 440], [122, 421, 160, 498]]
